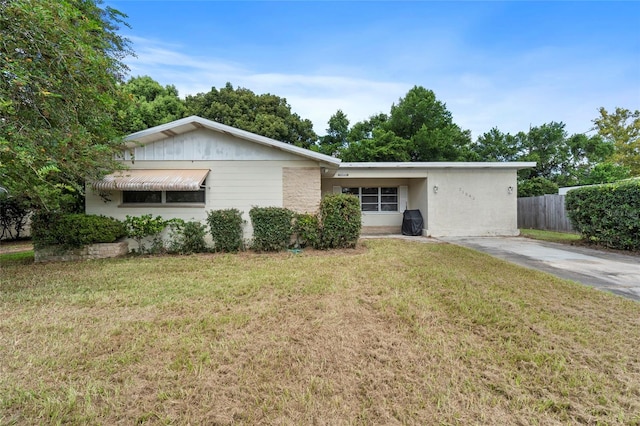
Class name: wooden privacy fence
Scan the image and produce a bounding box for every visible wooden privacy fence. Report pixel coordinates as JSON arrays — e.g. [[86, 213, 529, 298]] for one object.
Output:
[[517, 194, 576, 233]]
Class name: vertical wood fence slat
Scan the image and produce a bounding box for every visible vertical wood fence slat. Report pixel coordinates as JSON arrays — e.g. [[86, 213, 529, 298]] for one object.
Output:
[[517, 194, 576, 233]]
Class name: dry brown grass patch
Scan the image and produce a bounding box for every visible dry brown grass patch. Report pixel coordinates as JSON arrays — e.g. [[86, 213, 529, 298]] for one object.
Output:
[[1, 239, 639, 424]]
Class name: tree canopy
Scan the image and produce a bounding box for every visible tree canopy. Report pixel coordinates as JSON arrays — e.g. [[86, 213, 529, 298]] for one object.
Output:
[[117, 76, 186, 134], [471, 121, 628, 196], [3, 3, 631, 211], [315, 109, 349, 156], [592, 107, 640, 176], [338, 86, 473, 162], [0, 0, 132, 211], [184, 83, 317, 149]]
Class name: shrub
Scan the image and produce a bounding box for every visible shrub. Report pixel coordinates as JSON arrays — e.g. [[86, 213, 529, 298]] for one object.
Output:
[[31, 212, 126, 249], [168, 220, 208, 254], [249, 207, 294, 251], [207, 209, 244, 252], [293, 213, 320, 249], [0, 194, 31, 240], [123, 214, 169, 254], [317, 193, 361, 249], [566, 180, 640, 251]]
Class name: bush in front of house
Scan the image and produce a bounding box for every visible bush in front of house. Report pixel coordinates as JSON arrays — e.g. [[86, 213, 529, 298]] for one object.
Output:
[[566, 180, 640, 251], [31, 212, 126, 249], [167, 220, 208, 254], [123, 214, 171, 254], [207, 208, 245, 252], [293, 213, 320, 249], [317, 193, 361, 249], [249, 206, 294, 251]]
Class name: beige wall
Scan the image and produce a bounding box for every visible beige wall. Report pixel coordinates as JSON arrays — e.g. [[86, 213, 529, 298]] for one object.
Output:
[[407, 177, 428, 218], [86, 160, 320, 244], [425, 169, 518, 237], [283, 167, 321, 213]]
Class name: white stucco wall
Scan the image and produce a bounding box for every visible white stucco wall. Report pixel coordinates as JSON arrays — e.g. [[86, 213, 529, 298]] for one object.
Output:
[[425, 168, 518, 237], [324, 165, 523, 237]]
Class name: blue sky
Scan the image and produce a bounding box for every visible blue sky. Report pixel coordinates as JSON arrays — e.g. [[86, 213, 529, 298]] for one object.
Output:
[[105, 1, 640, 139]]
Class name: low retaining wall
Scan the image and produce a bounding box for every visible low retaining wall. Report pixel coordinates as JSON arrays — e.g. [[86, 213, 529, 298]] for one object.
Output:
[[35, 241, 129, 263]]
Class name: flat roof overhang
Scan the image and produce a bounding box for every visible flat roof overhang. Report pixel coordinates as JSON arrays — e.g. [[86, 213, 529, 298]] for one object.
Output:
[[331, 162, 536, 179]]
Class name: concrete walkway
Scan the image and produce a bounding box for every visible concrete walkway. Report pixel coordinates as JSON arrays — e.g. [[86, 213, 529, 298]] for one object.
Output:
[[440, 236, 640, 302]]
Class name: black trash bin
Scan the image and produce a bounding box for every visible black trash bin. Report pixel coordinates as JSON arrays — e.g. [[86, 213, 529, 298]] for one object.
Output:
[[401, 209, 424, 236]]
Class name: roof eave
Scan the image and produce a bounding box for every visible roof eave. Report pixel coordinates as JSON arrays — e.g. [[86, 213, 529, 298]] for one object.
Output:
[[124, 116, 341, 166], [338, 162, 537, 170]]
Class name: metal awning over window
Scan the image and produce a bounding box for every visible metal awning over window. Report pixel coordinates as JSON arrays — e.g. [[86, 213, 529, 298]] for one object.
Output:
[[92, 169, 209, 191]]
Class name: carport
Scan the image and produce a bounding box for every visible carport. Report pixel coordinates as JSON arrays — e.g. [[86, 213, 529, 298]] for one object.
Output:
[[321, 162, 535, 237]]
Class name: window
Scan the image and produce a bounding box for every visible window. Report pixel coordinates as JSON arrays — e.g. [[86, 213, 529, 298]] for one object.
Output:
[[342, 187, 398, 212], [122, 191, 161, 204], [122, 189, 205, 205], [166, 190, 205, 203]]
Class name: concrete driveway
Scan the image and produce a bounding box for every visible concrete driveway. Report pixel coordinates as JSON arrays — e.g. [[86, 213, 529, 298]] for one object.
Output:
[[440, 236, 640, 302]]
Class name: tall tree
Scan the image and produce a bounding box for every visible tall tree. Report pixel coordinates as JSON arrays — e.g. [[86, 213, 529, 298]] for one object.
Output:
[[0, 0, 132, 211], [517, 122, 570, 183], [346, 113, 388, 143], [592, 107, 640, 175], [117, 76, 187, 134], [184, 83, 317, 148], [386, 86, 452, 140], [387, 86, 473, 161], [340, 86, 473, 162], [471, 127, 520, 162], [341, 128, 411, 162], [315, 109, 349, 156], [472, 121, 624, 195]]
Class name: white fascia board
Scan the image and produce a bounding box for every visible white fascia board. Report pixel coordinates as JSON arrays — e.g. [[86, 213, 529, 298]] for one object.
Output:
[[124, 116, 341, 167], [339, 162, 537, 170]]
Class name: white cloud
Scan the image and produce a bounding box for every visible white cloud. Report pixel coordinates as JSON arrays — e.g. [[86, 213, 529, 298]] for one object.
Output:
[[124, 37, 408, 134], [123, 35, 639, 140]]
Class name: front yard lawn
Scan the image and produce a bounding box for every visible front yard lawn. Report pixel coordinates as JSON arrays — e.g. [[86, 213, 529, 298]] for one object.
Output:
[[1, 239, 639, 424], [520, 228, 582, 244]]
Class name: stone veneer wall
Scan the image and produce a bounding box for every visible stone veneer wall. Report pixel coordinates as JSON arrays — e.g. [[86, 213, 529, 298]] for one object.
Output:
[[35, 241, 129, 263], [282, 167, 321, 213]]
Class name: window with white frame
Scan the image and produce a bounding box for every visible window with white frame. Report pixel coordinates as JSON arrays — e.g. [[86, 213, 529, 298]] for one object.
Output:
[[342, 187, 398, 212]]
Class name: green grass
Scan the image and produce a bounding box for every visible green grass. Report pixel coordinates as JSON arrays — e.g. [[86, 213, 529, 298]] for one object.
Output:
[[520, 228, 582, 244], [1, 240, 639, 425], [0, 250, 34, 266]]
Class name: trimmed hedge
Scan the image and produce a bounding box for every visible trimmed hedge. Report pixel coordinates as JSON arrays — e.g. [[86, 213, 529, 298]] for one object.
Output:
[[249, 206, 294, 251], [293, 213, 320, 249], [565, 180, 640, 251], [207, 208, 244, 252], [168, 220, 208, 254], [317, 193, 361, 249], [31, 212, 126, 249]]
